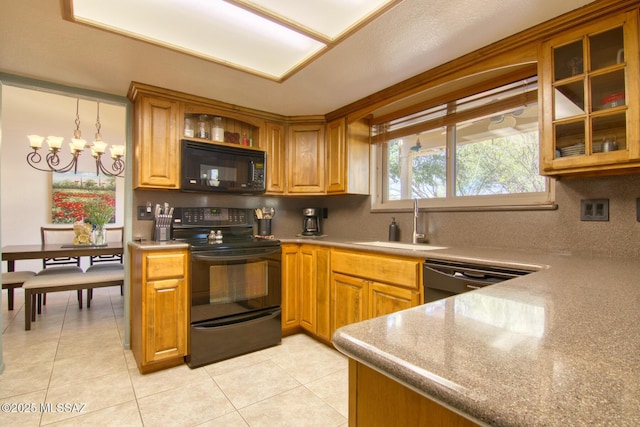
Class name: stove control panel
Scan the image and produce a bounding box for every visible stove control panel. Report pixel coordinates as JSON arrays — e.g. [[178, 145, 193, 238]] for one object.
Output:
[[172, 207, 251, 227]]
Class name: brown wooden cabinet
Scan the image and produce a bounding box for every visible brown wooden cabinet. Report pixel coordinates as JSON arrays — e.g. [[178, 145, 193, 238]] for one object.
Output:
[[331, 272, 368, 333], [315, 247, 331, 341], [282, 245, 422, 342], [130, 93, 181, 189], [265, 121, 286, 194], [540, 10, 640, 176], [281, 243, 300, 335], [299, 245, 317, 333], [326, 117, 370, 195], [330, 249, 423, 338], [128, 82, 371, 195], [299, 245, 331, 341], [128, 82, 272, 191], [326, 118, 346, 193], [369, 281, 420, 319], [348, 360, 480, 427], [287, 124, 326, 194], [130, 246, 189, 373], [283, 244, 332, 341]]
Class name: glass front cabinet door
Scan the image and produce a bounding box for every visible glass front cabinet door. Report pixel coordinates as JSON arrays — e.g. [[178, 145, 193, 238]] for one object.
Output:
[[540, 11, 640, 176]]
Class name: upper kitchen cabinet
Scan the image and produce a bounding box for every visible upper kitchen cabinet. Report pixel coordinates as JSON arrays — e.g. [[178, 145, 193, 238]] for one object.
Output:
[[326, 117, 371, 195], [128, 82, 271, 190], [267, 117, 371, 196], [265, 121, 286, 194], [129, 89, 181, 189], [540, 10, 640, 176], [287, 124, 326, 194]]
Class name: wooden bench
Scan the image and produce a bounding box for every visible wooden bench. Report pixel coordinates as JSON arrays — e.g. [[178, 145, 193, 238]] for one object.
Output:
[[22, 269, 124, 330], [2, 271, 36, 310]]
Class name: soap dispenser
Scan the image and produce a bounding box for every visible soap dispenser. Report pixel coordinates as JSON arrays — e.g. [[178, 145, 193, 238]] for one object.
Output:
[[388, 217, 399, 241]]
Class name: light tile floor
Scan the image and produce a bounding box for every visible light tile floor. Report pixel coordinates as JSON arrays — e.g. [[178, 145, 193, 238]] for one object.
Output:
[[1, 287, 348, 426]]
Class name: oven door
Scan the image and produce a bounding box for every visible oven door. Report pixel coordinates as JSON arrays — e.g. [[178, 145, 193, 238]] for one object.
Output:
[[190, 246, 281, 324], [187, 245, 281, 367]]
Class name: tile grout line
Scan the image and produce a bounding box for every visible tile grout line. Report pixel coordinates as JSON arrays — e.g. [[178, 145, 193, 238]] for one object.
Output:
[[41, 292, 71, 427], [110, 288, 147, 426]]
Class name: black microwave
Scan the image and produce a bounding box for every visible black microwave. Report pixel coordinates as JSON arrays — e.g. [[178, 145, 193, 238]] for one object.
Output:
[[181, 140, 266, 194]]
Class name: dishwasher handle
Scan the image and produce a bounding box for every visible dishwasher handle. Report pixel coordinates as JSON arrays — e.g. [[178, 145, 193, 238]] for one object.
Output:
[[424, 265, 499, 294]]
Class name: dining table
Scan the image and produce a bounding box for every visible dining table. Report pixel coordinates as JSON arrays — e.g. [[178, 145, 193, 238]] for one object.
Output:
[[2, 242, 124, 272]]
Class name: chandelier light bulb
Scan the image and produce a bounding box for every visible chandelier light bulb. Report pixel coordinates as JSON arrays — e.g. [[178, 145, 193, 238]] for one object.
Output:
[[70, 138, 87, 152], [92, 139, 107, 155], [110, 144, 125, 159], [28, 134, 45, 148], [46, 136, 64, 151]]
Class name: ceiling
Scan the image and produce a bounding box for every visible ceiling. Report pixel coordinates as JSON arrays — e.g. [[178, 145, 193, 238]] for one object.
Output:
[[65, 0, 400, 81], [1, 0, 595, 117]]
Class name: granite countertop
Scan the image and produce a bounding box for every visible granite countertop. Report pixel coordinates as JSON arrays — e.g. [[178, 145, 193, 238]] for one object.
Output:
[[321, 241, 640, 426]]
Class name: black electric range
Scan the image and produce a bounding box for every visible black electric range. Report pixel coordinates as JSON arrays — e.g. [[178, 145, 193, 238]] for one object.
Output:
[[173, 206, 283, 368]]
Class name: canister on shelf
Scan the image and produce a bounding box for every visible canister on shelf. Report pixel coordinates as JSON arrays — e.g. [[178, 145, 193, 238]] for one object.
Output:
[[603, 139, 618, 152], [184, 117, 194, 138], [196, 115, 210, 139], [212, 116, 224, 141]]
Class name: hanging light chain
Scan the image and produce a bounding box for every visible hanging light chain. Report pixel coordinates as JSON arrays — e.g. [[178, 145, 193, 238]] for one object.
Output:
[[95, 102, 102, 139], [74, 99, 82, 140]]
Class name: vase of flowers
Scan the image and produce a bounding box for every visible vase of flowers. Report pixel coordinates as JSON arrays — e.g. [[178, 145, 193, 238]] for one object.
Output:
[[84, 199, 115, 245]]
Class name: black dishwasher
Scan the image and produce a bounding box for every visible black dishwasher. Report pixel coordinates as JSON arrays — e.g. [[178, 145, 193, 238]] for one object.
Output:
[[423, 259, 531, 303]]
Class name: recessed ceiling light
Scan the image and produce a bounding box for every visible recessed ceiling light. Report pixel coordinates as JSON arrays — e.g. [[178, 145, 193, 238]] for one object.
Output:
[[63, 0, 400, 82]]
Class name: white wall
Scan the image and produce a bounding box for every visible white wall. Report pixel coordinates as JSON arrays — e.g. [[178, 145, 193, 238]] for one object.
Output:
[[1, 86, 126, 272]]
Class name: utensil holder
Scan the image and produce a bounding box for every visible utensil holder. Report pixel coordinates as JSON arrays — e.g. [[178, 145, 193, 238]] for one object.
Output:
[[257, 219, 272, 236]]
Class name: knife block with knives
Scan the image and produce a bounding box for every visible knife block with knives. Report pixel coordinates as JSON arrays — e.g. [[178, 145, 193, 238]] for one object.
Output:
[[154, 203, 173, 241]]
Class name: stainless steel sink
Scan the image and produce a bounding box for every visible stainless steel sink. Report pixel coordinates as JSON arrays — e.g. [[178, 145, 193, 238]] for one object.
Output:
[[352, 241, 447, 251]]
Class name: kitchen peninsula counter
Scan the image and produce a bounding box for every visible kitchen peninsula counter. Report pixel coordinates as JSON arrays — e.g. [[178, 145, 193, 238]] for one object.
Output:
[[281, 238, 640, 426]]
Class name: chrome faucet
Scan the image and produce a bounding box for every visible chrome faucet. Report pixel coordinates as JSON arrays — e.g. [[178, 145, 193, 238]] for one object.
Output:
[[412, 198, 426, 244]]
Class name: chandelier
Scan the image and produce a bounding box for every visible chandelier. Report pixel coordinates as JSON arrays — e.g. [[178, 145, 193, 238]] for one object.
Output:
[[26, 99, 125, 177]]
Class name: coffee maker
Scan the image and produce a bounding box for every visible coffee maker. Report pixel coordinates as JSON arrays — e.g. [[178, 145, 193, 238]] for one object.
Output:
[[302, 208, 322, 236]]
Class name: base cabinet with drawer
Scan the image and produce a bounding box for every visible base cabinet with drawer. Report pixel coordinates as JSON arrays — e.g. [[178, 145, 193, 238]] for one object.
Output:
[[281, 245, 423, 342], [130, 245, 190, 373], [330, 249, 423, 339]]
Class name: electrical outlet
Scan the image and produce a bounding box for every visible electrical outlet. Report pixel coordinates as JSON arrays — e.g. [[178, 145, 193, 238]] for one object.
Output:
[[137, 206, 154, 220], [580, 199, 609, 221]]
